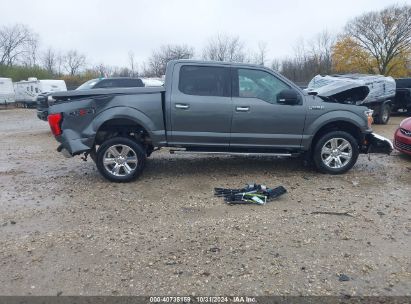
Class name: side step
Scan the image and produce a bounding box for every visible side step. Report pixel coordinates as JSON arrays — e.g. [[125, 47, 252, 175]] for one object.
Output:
[[169, 149, 296, 157]]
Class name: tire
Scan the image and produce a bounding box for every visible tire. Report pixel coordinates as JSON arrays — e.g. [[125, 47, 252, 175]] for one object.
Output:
[[96, 137, 146, 182], [374, 103, 390, 124], [313, 131, 359, 175]]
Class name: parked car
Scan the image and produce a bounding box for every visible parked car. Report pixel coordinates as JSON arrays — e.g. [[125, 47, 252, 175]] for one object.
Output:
[[46, 60, 393, 182], [306, 74, 396, 124], [394, 117, 411, 156], [392, 78, 411, 114], [76, 77, 144, 90], [37, 77, 145, 121]]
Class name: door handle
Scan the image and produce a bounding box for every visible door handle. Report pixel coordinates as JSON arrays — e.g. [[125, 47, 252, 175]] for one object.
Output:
[[236, 106, 250, 112], [175, 104, 189, 109]]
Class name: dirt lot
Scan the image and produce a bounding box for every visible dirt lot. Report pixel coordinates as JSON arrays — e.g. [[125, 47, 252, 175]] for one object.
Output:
[[0, 108, 410, 296]]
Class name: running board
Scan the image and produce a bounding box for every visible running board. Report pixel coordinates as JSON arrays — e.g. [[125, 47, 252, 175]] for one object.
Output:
[[169, 150, 294, 157]]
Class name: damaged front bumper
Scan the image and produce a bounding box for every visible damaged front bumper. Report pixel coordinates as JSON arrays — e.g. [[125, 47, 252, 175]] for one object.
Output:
[[364, 133, 393, 154]]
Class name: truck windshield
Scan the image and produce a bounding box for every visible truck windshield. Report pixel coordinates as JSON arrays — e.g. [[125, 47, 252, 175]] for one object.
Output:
[[76, 79, 100, 90]]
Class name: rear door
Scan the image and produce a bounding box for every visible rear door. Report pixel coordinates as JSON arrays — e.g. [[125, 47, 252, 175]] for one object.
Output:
[[169, 64, 232, 147], [230, 68, 306, 149]]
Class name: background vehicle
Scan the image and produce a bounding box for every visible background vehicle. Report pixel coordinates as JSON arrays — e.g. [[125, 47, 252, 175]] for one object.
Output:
[[140, 77, 164, 87], [394, 117, 411, 156], [76, 77, 144, 90], [47, 60, 392, 182], [306, 74, 396, 124], [393, 78, 411, 114], [0, 77, 15, 107], [15, 78, 66, 107]]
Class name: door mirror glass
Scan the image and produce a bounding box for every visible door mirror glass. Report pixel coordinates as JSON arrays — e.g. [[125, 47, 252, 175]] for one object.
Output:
[[277, 89, 300, 105]]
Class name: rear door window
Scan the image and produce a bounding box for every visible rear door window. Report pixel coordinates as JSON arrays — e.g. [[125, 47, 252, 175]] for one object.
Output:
[[179, 65, 230, 97]]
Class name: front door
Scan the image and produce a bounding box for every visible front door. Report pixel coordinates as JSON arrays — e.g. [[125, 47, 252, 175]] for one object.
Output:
[[230, 68, 306, 149], [169, 64, 232, 147]]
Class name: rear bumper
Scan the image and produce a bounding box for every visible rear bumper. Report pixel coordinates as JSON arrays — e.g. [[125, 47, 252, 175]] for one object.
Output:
[[394, 128, 411, 155], [56, 136, 94, 157], [365, 133, 393, 154], [57, 144, 73, 158]]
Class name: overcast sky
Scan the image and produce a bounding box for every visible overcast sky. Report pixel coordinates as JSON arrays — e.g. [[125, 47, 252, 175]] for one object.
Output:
[[1, 0, 408, 68]]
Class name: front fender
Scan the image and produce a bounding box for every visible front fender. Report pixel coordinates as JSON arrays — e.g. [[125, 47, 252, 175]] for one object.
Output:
[[302, 110, 369, 149]]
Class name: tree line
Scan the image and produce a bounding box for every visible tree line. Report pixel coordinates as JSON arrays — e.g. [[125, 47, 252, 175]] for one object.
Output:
[[1, 4, 410, 88]]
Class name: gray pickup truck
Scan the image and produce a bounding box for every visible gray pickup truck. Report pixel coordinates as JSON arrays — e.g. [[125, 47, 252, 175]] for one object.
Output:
[[47, 60, 393, 182]]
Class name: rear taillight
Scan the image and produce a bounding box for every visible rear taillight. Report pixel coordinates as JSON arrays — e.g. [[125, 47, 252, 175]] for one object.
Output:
[[48, 113, 63, 136]]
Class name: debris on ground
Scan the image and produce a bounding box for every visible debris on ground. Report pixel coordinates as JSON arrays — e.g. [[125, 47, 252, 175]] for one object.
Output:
[[338, 274, 351, 282], [311, 211, 354, 217], [214, 184, 287, 205]]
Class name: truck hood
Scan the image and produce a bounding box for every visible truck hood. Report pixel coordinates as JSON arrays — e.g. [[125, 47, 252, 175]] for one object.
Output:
[[306, 74, 396, 105], [307, 81, 369, 97]]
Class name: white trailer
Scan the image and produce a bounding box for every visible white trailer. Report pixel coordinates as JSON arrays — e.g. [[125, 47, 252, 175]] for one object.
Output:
[[14, 78, 67, 107], [0, 77, 16, 106]]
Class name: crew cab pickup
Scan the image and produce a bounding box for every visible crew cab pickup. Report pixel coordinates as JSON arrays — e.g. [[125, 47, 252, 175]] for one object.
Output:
[[47, 60, 393, 182]]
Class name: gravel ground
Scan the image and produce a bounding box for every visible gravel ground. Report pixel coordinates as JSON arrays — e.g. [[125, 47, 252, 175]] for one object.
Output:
[[0, 108, 410, 296]]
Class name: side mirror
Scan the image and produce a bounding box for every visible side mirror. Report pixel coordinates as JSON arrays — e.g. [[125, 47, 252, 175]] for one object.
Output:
[[277, 89, 300, 105]]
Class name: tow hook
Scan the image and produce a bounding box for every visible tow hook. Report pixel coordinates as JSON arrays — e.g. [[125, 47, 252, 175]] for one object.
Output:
[[81, 152, 89, 162]]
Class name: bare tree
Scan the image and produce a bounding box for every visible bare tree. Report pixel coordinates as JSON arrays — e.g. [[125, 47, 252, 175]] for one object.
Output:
[[202, 34, 245, 62], [63, 50, 86, 76], [147, 44, 194, 77], [114, 67, 132, 77], [270, 59, 281, 71], [0, 24, 38, 66], [345, 4, 411, 75], [41, 47, 57, 74], [128, 51, 138, 77], [56, 51, 64, 76], [93, 63, 113, 77], [22, 33, 39, 67], [308, 30, 335, 74], [255, 41, 268, 66], [278, 32, 336, 84]]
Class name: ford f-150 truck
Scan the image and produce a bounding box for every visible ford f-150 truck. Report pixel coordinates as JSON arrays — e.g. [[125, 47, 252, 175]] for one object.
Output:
[[46, 60, 393, 182]]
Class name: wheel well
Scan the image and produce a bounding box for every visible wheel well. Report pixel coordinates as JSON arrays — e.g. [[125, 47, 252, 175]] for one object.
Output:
[[311, 121, 362, 149], [94, 118, 152, 151]]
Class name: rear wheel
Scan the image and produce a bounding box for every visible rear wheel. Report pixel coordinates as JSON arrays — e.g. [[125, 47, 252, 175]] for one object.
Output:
[[313, 131, 359, 174], [96, 137, 146, 182], [375, 103, 390, 124]]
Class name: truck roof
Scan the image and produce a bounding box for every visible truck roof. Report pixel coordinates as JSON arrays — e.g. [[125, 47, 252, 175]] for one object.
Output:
[[169, 59, 273, 70]]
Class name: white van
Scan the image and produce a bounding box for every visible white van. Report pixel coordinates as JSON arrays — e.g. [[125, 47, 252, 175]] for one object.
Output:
[[0, 77, 16, 106], [14, 78, 67, 107]]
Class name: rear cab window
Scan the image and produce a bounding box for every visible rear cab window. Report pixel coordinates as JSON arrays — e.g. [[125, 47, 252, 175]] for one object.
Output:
[[178, 65, 230, 97]]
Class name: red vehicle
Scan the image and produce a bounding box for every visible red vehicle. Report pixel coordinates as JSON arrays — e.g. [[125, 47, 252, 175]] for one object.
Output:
[[394, 117, 411, 155]]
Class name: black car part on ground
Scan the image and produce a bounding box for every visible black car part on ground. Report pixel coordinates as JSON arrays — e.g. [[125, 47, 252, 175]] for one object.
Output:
[[214, 184, 287, 205], [366, 133, 394, 154]]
